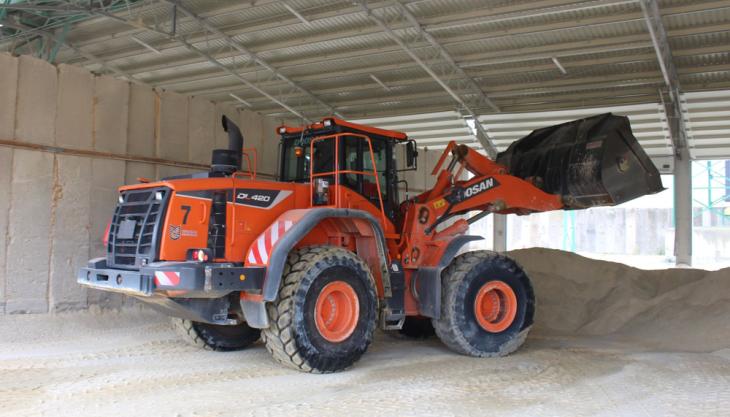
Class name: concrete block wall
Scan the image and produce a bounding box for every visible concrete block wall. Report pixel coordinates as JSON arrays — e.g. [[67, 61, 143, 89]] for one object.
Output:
[[0, 54, 17, 140], [0, 53, 283, 314]]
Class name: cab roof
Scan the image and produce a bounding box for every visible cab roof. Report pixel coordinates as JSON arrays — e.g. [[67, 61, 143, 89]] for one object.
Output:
[[276, 117, 408, 142]]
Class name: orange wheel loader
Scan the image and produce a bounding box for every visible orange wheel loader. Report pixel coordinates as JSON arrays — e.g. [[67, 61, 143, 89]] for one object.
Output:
[[78, 114, 662, 372]]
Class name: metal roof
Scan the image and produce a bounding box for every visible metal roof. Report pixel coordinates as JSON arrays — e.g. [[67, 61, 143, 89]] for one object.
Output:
[[0, 0, 728, 160], [353, 103, 674, 156], [684, 89, 730, 159], [355, 92, 730, 162]]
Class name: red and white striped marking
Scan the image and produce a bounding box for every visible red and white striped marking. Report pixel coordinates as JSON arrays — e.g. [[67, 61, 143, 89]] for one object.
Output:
[[154, 271, 181, 287], [247, 220, 293, 265]]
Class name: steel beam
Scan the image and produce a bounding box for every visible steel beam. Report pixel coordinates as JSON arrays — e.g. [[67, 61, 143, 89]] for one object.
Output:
[[176, 38, 309, 121], [640, 0, 689, 153], [673, 146, 692, 266], [394, 3, 498, 112], [641, 0, 692, 266], [68, 2, 319, 122], [281, 2, 312, 26], [0, 17, 137, 81], [137, 16, 725, 92], [670, 106, 693, 266], [0, 1, 324, 121], [59, 0, 412, 56], [397, 1, 499, 158], [0, 4, 86, 12], [70, 0, 683, 69], [150, 37, 654, 90], [355, 0, 498, 157], [493, 214, 507, 252], [163, 0, 341, 118], [46, 22, 70, 63]]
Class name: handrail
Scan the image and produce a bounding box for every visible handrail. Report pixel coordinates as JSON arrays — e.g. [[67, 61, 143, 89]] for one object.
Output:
[[231, 148, 259, 247], [308, 133, 387, 226], [230, 171, 248, 247], [241, 147, 258, 180]]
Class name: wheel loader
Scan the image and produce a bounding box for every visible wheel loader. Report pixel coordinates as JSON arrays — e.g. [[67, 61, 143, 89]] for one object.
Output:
[[78, 114, 662, 372]]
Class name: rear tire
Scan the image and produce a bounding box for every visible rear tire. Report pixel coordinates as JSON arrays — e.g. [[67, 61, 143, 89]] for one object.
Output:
[[262, 246, 378, 373], [172, 318, 261, 351], [432, 251, 535, 357]]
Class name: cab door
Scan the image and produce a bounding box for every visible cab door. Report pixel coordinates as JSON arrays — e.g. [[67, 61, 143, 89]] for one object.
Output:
[[340, 136, 398, 221]]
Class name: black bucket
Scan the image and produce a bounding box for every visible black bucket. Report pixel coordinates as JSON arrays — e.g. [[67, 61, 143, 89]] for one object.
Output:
[[496, 113, 664, 208]]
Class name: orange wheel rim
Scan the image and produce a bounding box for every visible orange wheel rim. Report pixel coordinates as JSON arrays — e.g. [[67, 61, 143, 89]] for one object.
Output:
[[474, 280, 517, 333], [315, 281, 359, 343]]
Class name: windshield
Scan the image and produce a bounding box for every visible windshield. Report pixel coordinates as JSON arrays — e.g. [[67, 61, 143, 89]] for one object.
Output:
[[281, 138, 309, 182], [280, 137, 334, 183]]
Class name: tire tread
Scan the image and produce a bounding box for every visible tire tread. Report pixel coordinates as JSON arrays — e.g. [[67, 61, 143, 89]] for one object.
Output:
[[262, 246, 377, 373], [172, 318, 212, 351], [432, 250, 532, 357]]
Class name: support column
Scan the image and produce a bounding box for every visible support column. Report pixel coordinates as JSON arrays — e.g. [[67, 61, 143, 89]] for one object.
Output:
[[493, 214, 507, 252], [674, 147, 692, 266]]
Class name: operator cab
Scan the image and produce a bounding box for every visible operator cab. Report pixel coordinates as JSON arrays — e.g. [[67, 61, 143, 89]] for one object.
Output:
[[277, 118, 418, 222]]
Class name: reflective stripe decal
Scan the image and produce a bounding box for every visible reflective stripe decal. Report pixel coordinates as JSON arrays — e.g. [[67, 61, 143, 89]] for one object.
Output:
[[257, 235, 269, 264], [271, 222, 279, 245], [247, 220, 294, 265], [154, 271, 180, 286]]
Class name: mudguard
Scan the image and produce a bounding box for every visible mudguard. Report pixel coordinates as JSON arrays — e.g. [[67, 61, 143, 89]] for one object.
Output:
[[414, 235, 483, 319], [242, 207, 390, 328]]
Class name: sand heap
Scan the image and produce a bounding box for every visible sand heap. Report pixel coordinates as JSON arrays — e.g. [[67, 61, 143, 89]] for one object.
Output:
[[507, 248, 730, 352]]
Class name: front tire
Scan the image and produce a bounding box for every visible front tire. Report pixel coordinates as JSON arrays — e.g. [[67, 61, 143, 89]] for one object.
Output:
[[432, 251, 535, 357], [262, 246, 378, 373], [172, 318, 261, 351]]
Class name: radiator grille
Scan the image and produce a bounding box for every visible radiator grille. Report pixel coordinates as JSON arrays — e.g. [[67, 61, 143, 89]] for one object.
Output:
[[107, 187, 170, 269]]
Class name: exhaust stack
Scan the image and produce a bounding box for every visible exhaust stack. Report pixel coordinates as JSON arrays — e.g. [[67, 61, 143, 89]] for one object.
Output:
[[210, 115, 244, 176]]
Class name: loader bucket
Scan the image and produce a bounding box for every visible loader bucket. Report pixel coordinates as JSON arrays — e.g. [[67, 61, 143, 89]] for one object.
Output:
[[496, 113, 664, 208]]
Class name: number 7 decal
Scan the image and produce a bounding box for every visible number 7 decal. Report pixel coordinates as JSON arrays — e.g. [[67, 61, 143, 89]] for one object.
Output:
[[180, 205, 191, 224]]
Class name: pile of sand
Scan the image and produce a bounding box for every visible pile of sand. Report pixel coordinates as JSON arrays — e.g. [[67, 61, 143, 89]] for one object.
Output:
[[508, 248, 730, 352]]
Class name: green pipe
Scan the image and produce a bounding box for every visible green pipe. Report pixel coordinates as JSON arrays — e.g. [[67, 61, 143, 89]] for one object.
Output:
[[1, 0, 140, 44], [0, 0, 11, 21], [35, 36, 44, 58], [707, 161, 712, 209], [47, 21, 69, 63]]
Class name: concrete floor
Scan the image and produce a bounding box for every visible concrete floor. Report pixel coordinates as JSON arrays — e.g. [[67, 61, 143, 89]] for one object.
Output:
[[1, 309, 728, 417]]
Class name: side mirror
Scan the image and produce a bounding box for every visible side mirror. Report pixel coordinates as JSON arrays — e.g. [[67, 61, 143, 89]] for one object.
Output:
[[406, 140, 418, 169]]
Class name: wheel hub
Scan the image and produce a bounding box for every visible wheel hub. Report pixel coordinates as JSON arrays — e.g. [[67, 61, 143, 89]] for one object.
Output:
[[474, 280, 517, 333], [315, 281, 359, 342]]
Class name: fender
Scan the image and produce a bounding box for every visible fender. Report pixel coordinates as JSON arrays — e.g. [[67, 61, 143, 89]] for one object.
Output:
[[413, 235, 483, 319], [241, 207, 391, 328]]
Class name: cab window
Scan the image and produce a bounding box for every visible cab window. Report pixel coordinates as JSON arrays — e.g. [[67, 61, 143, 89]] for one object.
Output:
[[280, 135, 397, 220]]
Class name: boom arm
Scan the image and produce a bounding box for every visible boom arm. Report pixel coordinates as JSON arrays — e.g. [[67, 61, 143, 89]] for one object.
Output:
[[398, 141, 563, 268], [433, 142, 563, 215]]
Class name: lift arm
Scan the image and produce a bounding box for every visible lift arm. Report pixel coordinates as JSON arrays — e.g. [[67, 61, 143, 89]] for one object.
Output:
[[416, 141, 564, 228], [398, 141, 564, 268]]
